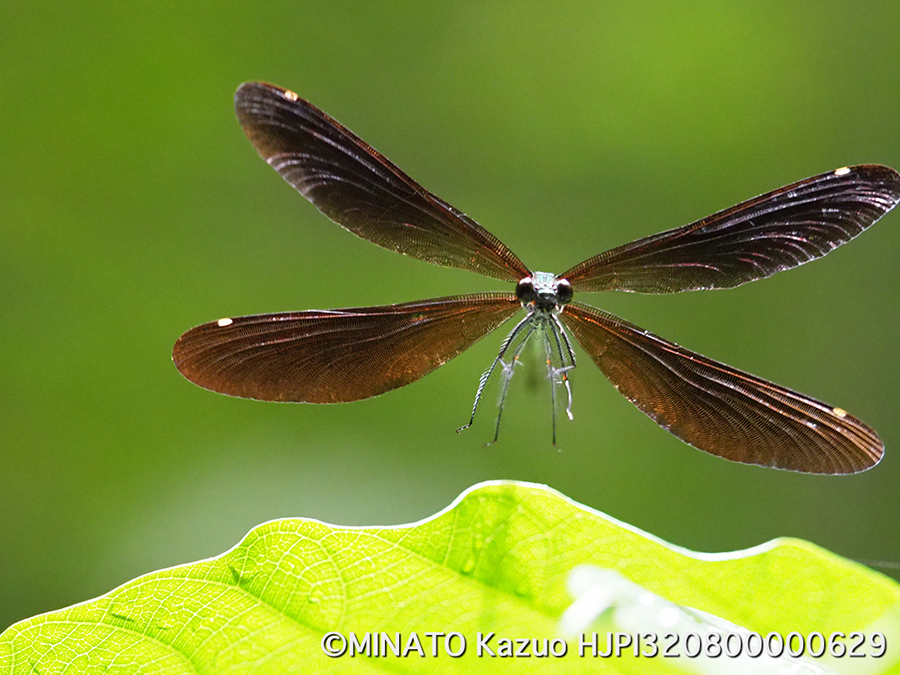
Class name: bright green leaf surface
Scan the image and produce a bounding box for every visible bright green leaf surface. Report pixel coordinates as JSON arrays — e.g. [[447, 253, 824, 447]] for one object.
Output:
[[2, 482, 898, 673]]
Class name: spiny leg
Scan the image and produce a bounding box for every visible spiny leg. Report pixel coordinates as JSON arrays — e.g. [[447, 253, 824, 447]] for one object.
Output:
[[550, 315, 577, 422], [492, 322, 537, 443], [457, 314, 533, 434], [543, 319, 576, 444], [542, 324, 561, 444]]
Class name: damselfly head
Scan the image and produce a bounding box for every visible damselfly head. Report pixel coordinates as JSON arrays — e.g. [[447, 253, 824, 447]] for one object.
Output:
[[516, 272, 573, 310]]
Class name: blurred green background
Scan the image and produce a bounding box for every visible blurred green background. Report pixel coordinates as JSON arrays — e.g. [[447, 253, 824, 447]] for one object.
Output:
[[3, 1, 899, 630]]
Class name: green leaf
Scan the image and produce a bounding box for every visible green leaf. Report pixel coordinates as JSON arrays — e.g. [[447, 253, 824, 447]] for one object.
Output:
[[2, 481, 898, 673]]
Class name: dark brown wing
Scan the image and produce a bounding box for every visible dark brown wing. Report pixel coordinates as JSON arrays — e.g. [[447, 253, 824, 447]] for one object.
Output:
[[234, 82, 530, 282], [563, 165, 900, 293], [173, 294, 519, 403], [560, 302, 882, 473]]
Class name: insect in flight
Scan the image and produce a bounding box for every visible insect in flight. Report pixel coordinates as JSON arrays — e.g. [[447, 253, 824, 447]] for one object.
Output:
[[173, 81, 900, 474]]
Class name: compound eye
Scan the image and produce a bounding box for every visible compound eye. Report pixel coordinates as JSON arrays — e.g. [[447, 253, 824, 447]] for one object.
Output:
[[515, 277, 535, 302], [556, 278, 573, 304]]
